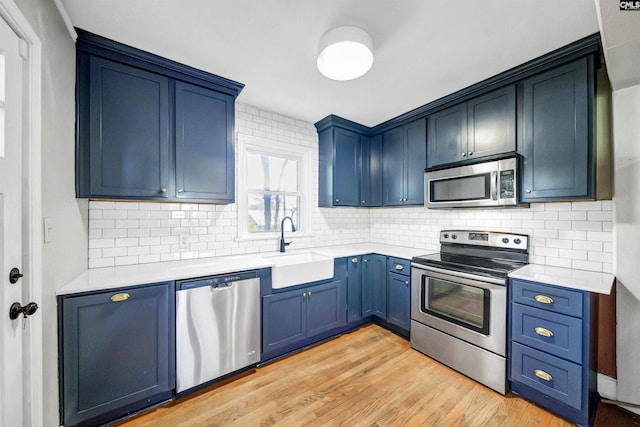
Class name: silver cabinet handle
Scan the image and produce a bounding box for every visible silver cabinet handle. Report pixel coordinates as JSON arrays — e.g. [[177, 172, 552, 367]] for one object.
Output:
[[351, 258, 358, 263], [161, 187, 167, 193], [395, 264, 404, 271]]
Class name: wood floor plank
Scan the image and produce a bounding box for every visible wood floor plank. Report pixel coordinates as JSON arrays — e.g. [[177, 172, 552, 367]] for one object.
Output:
[[118, 324, 638, 427]]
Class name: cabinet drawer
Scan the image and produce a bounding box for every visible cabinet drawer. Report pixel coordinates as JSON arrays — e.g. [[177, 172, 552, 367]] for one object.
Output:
[[511, 279, 583, 318], [512, 303, 582, 363], [511, 342, 582, 410], [388, 257, 410, 276]]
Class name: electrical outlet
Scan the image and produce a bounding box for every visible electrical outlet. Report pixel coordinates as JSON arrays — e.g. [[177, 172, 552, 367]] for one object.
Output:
[[179, 234, 190, 250]]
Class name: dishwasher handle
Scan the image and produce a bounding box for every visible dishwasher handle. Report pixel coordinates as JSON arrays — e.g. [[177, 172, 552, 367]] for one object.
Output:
[[177, 271, 258, 291]]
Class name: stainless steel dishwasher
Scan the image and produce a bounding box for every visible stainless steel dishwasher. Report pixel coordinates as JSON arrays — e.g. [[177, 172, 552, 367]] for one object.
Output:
[[175, 271, 260, 394]]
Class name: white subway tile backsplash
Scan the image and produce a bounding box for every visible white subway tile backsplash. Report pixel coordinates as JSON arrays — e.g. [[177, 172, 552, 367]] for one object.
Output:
[[87, 103, 614, 271]]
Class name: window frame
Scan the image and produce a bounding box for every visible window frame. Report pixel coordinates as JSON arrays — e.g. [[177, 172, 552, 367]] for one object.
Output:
[[237, 133, 312, 241]]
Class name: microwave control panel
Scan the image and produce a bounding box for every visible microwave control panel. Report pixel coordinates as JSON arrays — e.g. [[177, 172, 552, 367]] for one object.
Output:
[[499, 170, 515, 199]]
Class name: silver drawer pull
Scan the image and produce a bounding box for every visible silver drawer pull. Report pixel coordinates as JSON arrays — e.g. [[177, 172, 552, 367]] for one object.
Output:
[[395, 264, 404, 271], [534, 295, 554, 304], [534, 327, 554, 337], [534, 369, 553, 382], [110, 293, 130, 302], [351, 258, 358, 263]]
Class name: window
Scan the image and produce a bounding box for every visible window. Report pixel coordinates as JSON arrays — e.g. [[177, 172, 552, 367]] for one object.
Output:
[[238, 134, 311, 239]]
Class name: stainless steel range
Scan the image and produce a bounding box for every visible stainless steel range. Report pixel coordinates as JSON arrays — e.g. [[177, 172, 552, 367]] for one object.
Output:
[[410, 230, 529, 394]]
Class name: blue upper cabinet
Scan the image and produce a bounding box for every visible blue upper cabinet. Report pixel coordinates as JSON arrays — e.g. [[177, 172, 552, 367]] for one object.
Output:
[[382, 118, 426, 206], [332, 127, 362, 206], [361, 134, 383, 207], [175, 82, 235, 202], [75, 29, 243, 202], [427, 85, 516, 168], [316, 115, 381, 207], [520, 57, 593, 201], [468, 86, 516, 159], [87, 57, 171, 199], [427, 103, 467, 168]]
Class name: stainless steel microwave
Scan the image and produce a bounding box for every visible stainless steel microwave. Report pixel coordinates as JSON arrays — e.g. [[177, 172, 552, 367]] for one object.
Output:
[[425, 156, 525, 209]]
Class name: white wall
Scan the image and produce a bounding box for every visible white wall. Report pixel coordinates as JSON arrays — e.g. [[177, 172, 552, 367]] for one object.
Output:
[[370, 202, 613, 272], [612, 84, 640, 412], [14, 0, 88, 425]]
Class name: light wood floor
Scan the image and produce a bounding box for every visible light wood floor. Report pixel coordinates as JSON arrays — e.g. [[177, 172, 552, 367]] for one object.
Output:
[[120, 324, 639, 427]]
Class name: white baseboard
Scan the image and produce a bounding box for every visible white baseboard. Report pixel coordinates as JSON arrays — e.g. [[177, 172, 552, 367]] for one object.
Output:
[[598, 373, 618, 400]]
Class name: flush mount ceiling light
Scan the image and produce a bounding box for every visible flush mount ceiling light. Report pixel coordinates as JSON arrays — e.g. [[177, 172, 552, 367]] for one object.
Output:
[[317, 26, 374, 81]]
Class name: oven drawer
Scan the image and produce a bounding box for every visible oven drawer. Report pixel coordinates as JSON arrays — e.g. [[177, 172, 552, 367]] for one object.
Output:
[[388, 257, 410, 276], [511, 279, 583, 318], [512, 303, 583, 363], [511, 342, 582, 410]]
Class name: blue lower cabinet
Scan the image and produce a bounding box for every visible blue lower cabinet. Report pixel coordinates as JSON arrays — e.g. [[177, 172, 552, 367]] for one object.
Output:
[[59, 282, 175, 427], [386, 257, 411, 332], [262, 288, 306, 356], [346, 256, 363, 323], [262, 279, 346, 360], [387, 272, 410, 331], [307, 281, 347, 336], [363, 254, 387, 319], [511, 342, 582, 410], [509, 278, 597, 427]]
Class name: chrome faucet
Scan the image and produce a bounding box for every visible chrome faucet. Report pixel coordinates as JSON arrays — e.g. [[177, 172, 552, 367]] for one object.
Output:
[[279, 216, 296, 252]]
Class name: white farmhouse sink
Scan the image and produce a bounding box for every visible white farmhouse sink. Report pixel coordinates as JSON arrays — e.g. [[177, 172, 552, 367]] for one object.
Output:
[[264, 252, 334, 289]]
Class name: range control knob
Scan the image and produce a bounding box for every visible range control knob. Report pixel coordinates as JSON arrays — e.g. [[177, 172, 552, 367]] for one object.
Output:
[[502, 237, 510, 244], [514, 238, 522, 245], [452, 234, 458, 240], [443, 233, 449, 239]]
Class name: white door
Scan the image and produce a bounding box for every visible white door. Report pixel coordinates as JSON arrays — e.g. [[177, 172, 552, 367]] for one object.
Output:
[[0, 14, 27, 427]]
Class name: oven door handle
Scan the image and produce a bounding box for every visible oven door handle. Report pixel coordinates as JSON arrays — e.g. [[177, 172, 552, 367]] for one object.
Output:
[[411, 263, 506, 287]]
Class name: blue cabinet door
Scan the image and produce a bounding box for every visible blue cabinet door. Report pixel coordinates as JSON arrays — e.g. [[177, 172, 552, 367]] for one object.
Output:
[[88, 57, 170, 198], [468, 85, 516, 159], [333, 128, 362, 206], [427, 103, 467, 168], [362, 254, 387, 319], [175, 81, 235, 202], [382, 127, 405, 206], [382, 119, 426, 206], [347, 257, 363, 323], [317, 125, 364, 207], [60, 282, 174, 427], [360, 134, 382, 207], [262, 288, 306, 356], [307, 280, 347, 338], [387, 271, 411, 331], [520, 57, 592, 201], [404, 118, 427, 205]]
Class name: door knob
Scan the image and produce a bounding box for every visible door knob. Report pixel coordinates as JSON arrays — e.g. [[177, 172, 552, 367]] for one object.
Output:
[[9, 302, 39, 320], [9, 267, 23, 284]]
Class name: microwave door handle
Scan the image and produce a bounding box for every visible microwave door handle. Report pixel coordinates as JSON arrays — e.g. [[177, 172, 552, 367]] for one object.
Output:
[[491, 171, 498, 200]]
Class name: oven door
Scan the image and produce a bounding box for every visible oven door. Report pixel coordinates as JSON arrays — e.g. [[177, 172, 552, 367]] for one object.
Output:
[[411, 265, 506, 356]]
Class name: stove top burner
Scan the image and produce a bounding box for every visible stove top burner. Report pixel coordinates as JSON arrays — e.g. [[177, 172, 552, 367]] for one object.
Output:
[[411, 252, 527, 280], [411, 230, 530, 281]]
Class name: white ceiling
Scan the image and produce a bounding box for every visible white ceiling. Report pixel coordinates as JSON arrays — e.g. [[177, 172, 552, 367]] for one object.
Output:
[[59, 0, 600, 127]]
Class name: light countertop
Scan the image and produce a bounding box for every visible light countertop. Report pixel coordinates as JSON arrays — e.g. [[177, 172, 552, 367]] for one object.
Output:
[[509, 264, 614, 295], [58, 243, 432, 295]]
